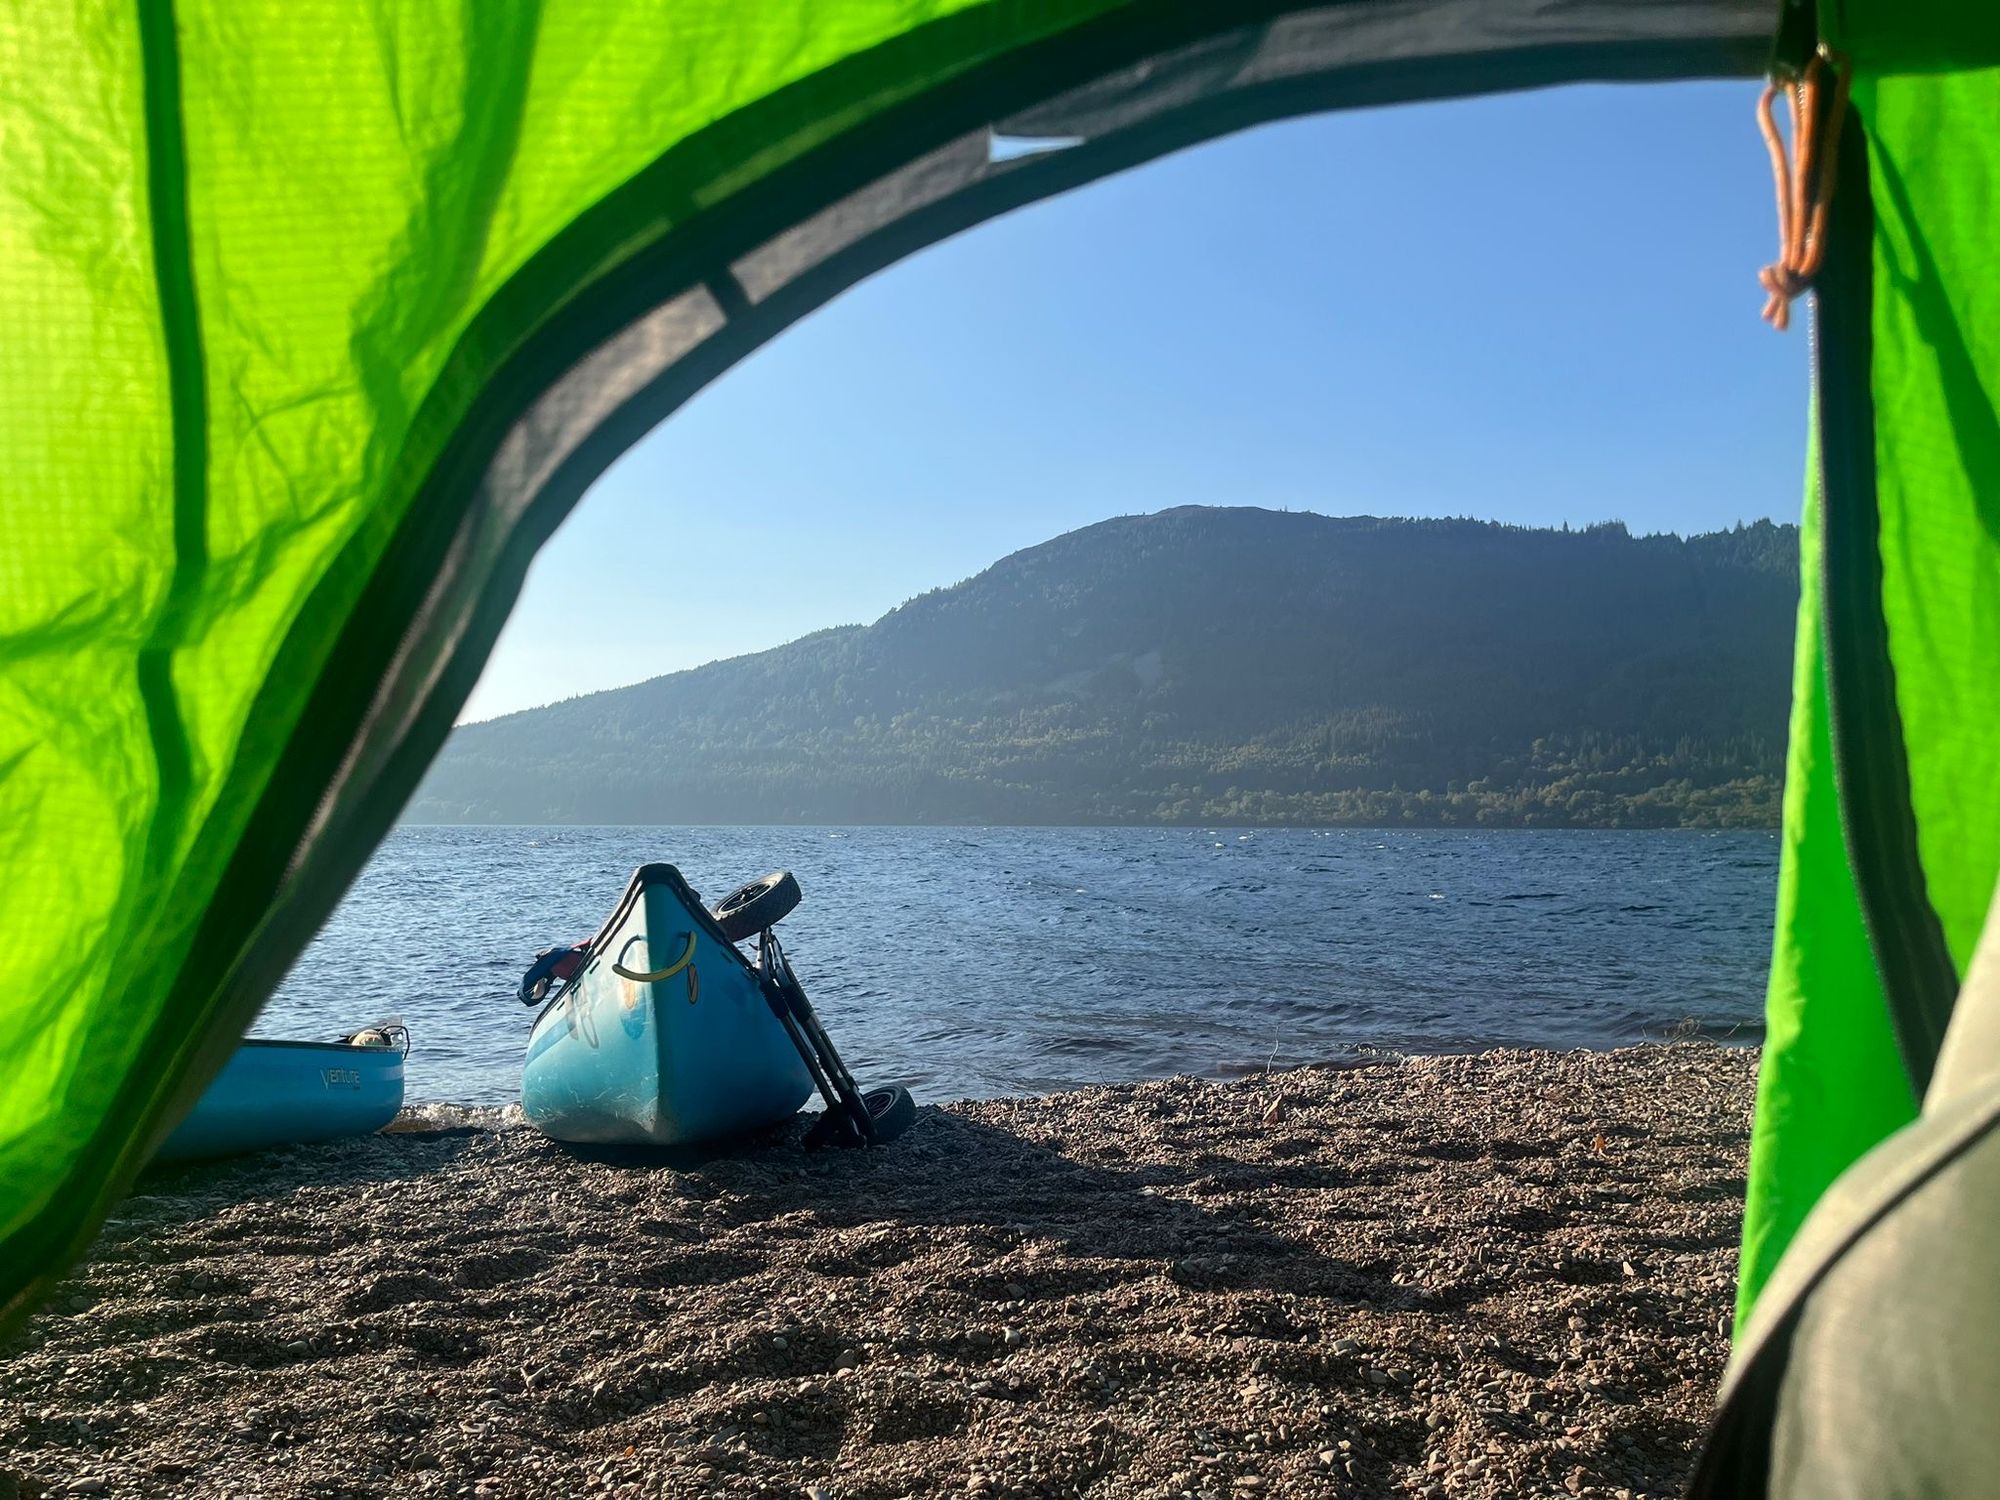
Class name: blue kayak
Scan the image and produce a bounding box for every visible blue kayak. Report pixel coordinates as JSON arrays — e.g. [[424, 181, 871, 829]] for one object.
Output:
[[155, 1036, 407, 1162], [522, 864, 813, 1145]]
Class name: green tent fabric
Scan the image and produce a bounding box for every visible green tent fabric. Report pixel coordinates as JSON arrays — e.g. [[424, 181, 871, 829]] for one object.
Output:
[[0, 0, 1992, 1390], [1734, 12, 2000, 1325], [1731, 416, 1917, 1325], [0, 0, 1778, 1329]]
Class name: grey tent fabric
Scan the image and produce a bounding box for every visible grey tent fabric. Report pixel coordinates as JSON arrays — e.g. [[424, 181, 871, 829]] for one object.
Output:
[[1690, 883, 2000, 1497]]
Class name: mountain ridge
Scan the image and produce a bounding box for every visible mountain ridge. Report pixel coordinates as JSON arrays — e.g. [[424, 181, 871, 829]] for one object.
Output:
[[409, 507, 1796, 828]]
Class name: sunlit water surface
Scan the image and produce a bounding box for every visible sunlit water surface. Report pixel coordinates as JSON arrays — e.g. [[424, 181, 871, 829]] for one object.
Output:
[[258, 826, 1776, 1105]]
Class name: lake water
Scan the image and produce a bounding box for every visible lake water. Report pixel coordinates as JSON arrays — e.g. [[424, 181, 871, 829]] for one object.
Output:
[[257, 826, 1777, 1106]]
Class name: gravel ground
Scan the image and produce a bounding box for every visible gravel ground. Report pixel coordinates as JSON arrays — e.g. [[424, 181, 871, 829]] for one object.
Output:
[[0, 1045, 1753, 1500]]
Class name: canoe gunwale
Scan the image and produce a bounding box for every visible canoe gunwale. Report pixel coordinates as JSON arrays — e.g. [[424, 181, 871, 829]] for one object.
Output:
[[530, 863, 760, 1035]]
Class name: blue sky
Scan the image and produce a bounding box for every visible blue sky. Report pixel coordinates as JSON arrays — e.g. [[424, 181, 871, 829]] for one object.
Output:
[[462, 80, 1805, 722]]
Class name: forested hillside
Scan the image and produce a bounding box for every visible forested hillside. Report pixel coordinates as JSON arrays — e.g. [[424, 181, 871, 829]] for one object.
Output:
[[407, 508, 1796, 828]]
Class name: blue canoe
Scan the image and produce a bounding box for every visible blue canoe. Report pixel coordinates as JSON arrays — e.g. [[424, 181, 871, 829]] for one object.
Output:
[[155, 1036, 407, 1163], [522, 863, 813, 1145]]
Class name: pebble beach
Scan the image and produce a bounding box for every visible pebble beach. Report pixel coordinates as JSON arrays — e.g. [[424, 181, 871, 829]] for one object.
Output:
[[1, 1045, 1754, 1500]]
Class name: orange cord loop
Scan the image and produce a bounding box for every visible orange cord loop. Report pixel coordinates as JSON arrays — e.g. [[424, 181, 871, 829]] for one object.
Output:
[[1756, 47, 1852, 332]]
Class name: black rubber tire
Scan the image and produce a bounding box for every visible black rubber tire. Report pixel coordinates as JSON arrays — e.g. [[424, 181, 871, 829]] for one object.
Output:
[[863, 1085, 918, 1144], [711, 870, 802, 942]]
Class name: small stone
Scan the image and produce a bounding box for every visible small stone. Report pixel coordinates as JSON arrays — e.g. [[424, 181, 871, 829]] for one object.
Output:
[[1004, 1282, 1028, 1300], [772, 1335, 789, 1350], [1233, 1478, 1263, 1491], [66, 1483, 108, 1497], [805, 1487, 832, 1500], [832, 1349, 861, 1372], [1002, 1326, 1023, 1348], [1317, 1450, 1339, 1466], [1260, 1097, 1286, 1126], [1331, 1337, 1360, 1355]]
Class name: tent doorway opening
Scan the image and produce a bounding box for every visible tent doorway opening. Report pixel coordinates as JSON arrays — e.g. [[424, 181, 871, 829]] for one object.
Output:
[[286, 80, 1804, 1116]]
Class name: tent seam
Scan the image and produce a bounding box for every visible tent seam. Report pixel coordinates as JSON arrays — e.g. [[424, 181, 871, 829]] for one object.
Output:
[[135, 0, 209, 880]]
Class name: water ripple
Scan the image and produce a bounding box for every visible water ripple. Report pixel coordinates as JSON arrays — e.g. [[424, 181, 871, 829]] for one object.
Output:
[[255, 826, 1778, 1105]]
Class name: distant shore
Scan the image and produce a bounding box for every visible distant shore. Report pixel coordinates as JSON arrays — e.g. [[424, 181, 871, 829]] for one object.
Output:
[[2, 1045, 1754, 1500], [400, 814, 1782, 832]]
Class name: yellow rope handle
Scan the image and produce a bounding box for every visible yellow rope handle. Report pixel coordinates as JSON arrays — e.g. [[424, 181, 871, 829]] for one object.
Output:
[[611, 931, 697, 982]]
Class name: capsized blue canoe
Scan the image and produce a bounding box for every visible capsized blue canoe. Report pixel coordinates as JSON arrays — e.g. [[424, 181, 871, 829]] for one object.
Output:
[[154, 1037, 407, 1163], [523, 864, 812, 1145]]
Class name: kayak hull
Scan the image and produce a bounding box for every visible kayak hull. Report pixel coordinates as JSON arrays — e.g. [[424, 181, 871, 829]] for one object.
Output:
[[522, 864, 813, 1145], [156, 1039, 406, 1162]]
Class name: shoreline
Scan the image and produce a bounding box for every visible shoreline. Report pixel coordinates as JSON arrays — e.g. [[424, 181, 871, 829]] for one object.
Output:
[[395, 822, 1781, 834], [2, 1045, 1754, 1499], [292, 1031, 1770, 1127]]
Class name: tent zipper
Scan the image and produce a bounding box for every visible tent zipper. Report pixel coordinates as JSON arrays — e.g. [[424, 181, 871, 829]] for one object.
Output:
[[1809, 111, 1960, 1098]]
